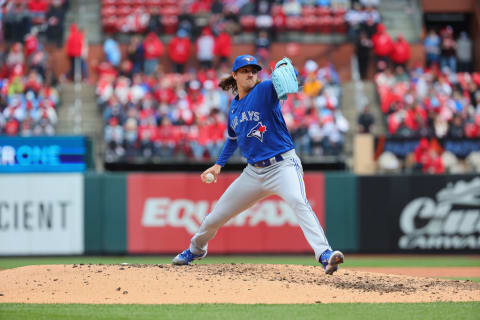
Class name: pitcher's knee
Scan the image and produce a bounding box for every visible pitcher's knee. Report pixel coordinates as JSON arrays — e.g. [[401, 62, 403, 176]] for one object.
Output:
[[201, 213, 225, 231]]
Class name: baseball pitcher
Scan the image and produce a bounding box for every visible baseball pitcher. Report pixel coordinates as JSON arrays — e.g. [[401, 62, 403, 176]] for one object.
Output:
[[172, 54, 344, 275]]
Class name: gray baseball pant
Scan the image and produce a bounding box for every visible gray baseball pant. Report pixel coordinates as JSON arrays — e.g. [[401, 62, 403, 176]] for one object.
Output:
[[189, 150, 332, 261]]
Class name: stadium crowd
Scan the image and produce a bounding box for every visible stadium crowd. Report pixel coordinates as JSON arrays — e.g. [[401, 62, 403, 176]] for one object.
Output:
[[100, 0, 351, 37], [0, 0, 65, 136], [0, 41, 60, 136], [3, 0, 477, 172], [1, 0, 68, 46], [373, 24, 479, 174], [97, 30, 348, 162]]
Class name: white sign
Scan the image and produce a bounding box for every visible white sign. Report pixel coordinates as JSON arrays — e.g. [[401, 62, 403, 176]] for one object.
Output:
[[0, 174, 84, 255]]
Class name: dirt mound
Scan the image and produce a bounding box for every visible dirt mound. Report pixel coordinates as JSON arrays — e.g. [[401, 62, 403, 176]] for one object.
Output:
[[0, 264, 479, 304], [349, 267, 480, 278]]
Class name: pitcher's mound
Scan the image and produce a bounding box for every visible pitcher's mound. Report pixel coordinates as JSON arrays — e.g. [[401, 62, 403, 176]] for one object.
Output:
[[1, 264, 479, 304]]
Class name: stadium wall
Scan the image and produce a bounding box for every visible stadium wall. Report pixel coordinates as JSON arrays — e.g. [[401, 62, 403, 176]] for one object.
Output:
[[421, 0, 474, 13], [1, 172, 478, 255]]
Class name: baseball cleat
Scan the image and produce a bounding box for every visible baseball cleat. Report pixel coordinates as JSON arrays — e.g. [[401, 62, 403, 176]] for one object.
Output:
[[320, 249, 344, 275], [172, 249, 206, 265]]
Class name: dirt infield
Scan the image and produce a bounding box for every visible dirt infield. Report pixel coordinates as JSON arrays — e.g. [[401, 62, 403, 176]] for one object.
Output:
[[0, 264, 479, 304], [348, 267, 480, 278]]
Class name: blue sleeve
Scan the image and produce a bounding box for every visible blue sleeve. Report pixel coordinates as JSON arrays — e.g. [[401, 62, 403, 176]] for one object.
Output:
[[216, 137, 238, 167], [256, 80, 279, 106], [227, 123, 236, 139]]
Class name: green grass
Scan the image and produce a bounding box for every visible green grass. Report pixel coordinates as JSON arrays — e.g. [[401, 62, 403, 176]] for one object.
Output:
[[0, 255, 478, 270], [0, 302, 479, 320]]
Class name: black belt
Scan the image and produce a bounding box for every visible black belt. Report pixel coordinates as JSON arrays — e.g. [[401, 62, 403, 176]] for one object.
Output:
[[253, 154, 285, 168]]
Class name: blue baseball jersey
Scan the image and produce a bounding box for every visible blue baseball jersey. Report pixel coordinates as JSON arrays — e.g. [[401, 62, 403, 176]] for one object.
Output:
[[225, 80, 295, 164]]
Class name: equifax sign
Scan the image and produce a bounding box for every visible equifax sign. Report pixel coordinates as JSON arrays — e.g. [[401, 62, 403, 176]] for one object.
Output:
[[142, 198, 300, 234], [127, 173, 325, 254]]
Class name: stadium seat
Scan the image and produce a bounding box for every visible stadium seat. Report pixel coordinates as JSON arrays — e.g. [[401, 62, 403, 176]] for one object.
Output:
[[117, 6, 132, 17], [117, 16, 131, 33], [302, 6, 316, 17], [133, 0, 147, 5], [303, 15, 318, 33], [285, 16, 303, 32], [102, 15, 118, 33], [161, 6, 180, 16], [164, 0, 179, 5], [101, 6, 116, 17], [240, 15, 256, 32], [332, 15, 347, 33], [117, 0, 132, 6], [316, 6, 331, 16], [273, 14, 286, 32], [147, 0, 162, 6], [319, 15, 333, 33], [333, 7, 346, 16]]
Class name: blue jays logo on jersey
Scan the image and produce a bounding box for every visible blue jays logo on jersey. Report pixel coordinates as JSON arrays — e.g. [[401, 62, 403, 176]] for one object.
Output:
[[247, 122, 267, 142], [231, 111, 260, 131]]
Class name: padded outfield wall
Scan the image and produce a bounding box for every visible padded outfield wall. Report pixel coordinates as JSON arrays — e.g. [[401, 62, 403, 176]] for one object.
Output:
[[1, 172, 479, 255]]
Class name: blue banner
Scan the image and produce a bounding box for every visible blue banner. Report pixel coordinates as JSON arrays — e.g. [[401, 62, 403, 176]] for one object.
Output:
[[0, 136, 86, 172]]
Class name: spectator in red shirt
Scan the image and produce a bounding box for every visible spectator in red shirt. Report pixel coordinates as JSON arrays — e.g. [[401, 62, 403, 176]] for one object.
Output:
[[143, 31, 164, 75], [24, 70, 43, 95], [156, 117, 176, 157], [4, 118, 20, 136], [168, 29, 191, 73], [372, 23, 393, 71], [28, 0, 48, 24], [465, 117, 480, 138], [65, 24, 84, 81], [28, 0, 49, 14], [422, 149, 445, 174], [410, 138, 444, 173], [206, 112, 226, 159], [190, 1, 210, 14], [95, 61, 118, 81], [24, 30, 39, 58], [390, 34, 410, 71], [214, 26, 232, 68]]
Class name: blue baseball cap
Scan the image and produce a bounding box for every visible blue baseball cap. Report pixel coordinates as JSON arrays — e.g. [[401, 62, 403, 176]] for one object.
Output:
[[232, 54, 262, 72]]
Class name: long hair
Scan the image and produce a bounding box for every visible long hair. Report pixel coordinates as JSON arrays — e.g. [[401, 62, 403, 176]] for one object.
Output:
[[219, 74, 261, 95], [218, 75, 238, 95]]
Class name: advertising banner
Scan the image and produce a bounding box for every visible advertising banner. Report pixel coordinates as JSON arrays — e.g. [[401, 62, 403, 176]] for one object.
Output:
[[358, 175, 480, 252], [0, 136, 86, 172], [0, 174, 84, 255], [127, 173, 325, 254]]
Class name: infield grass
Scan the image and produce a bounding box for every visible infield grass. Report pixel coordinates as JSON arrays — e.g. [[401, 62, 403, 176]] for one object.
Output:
[[0, 302, 479, 320]]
